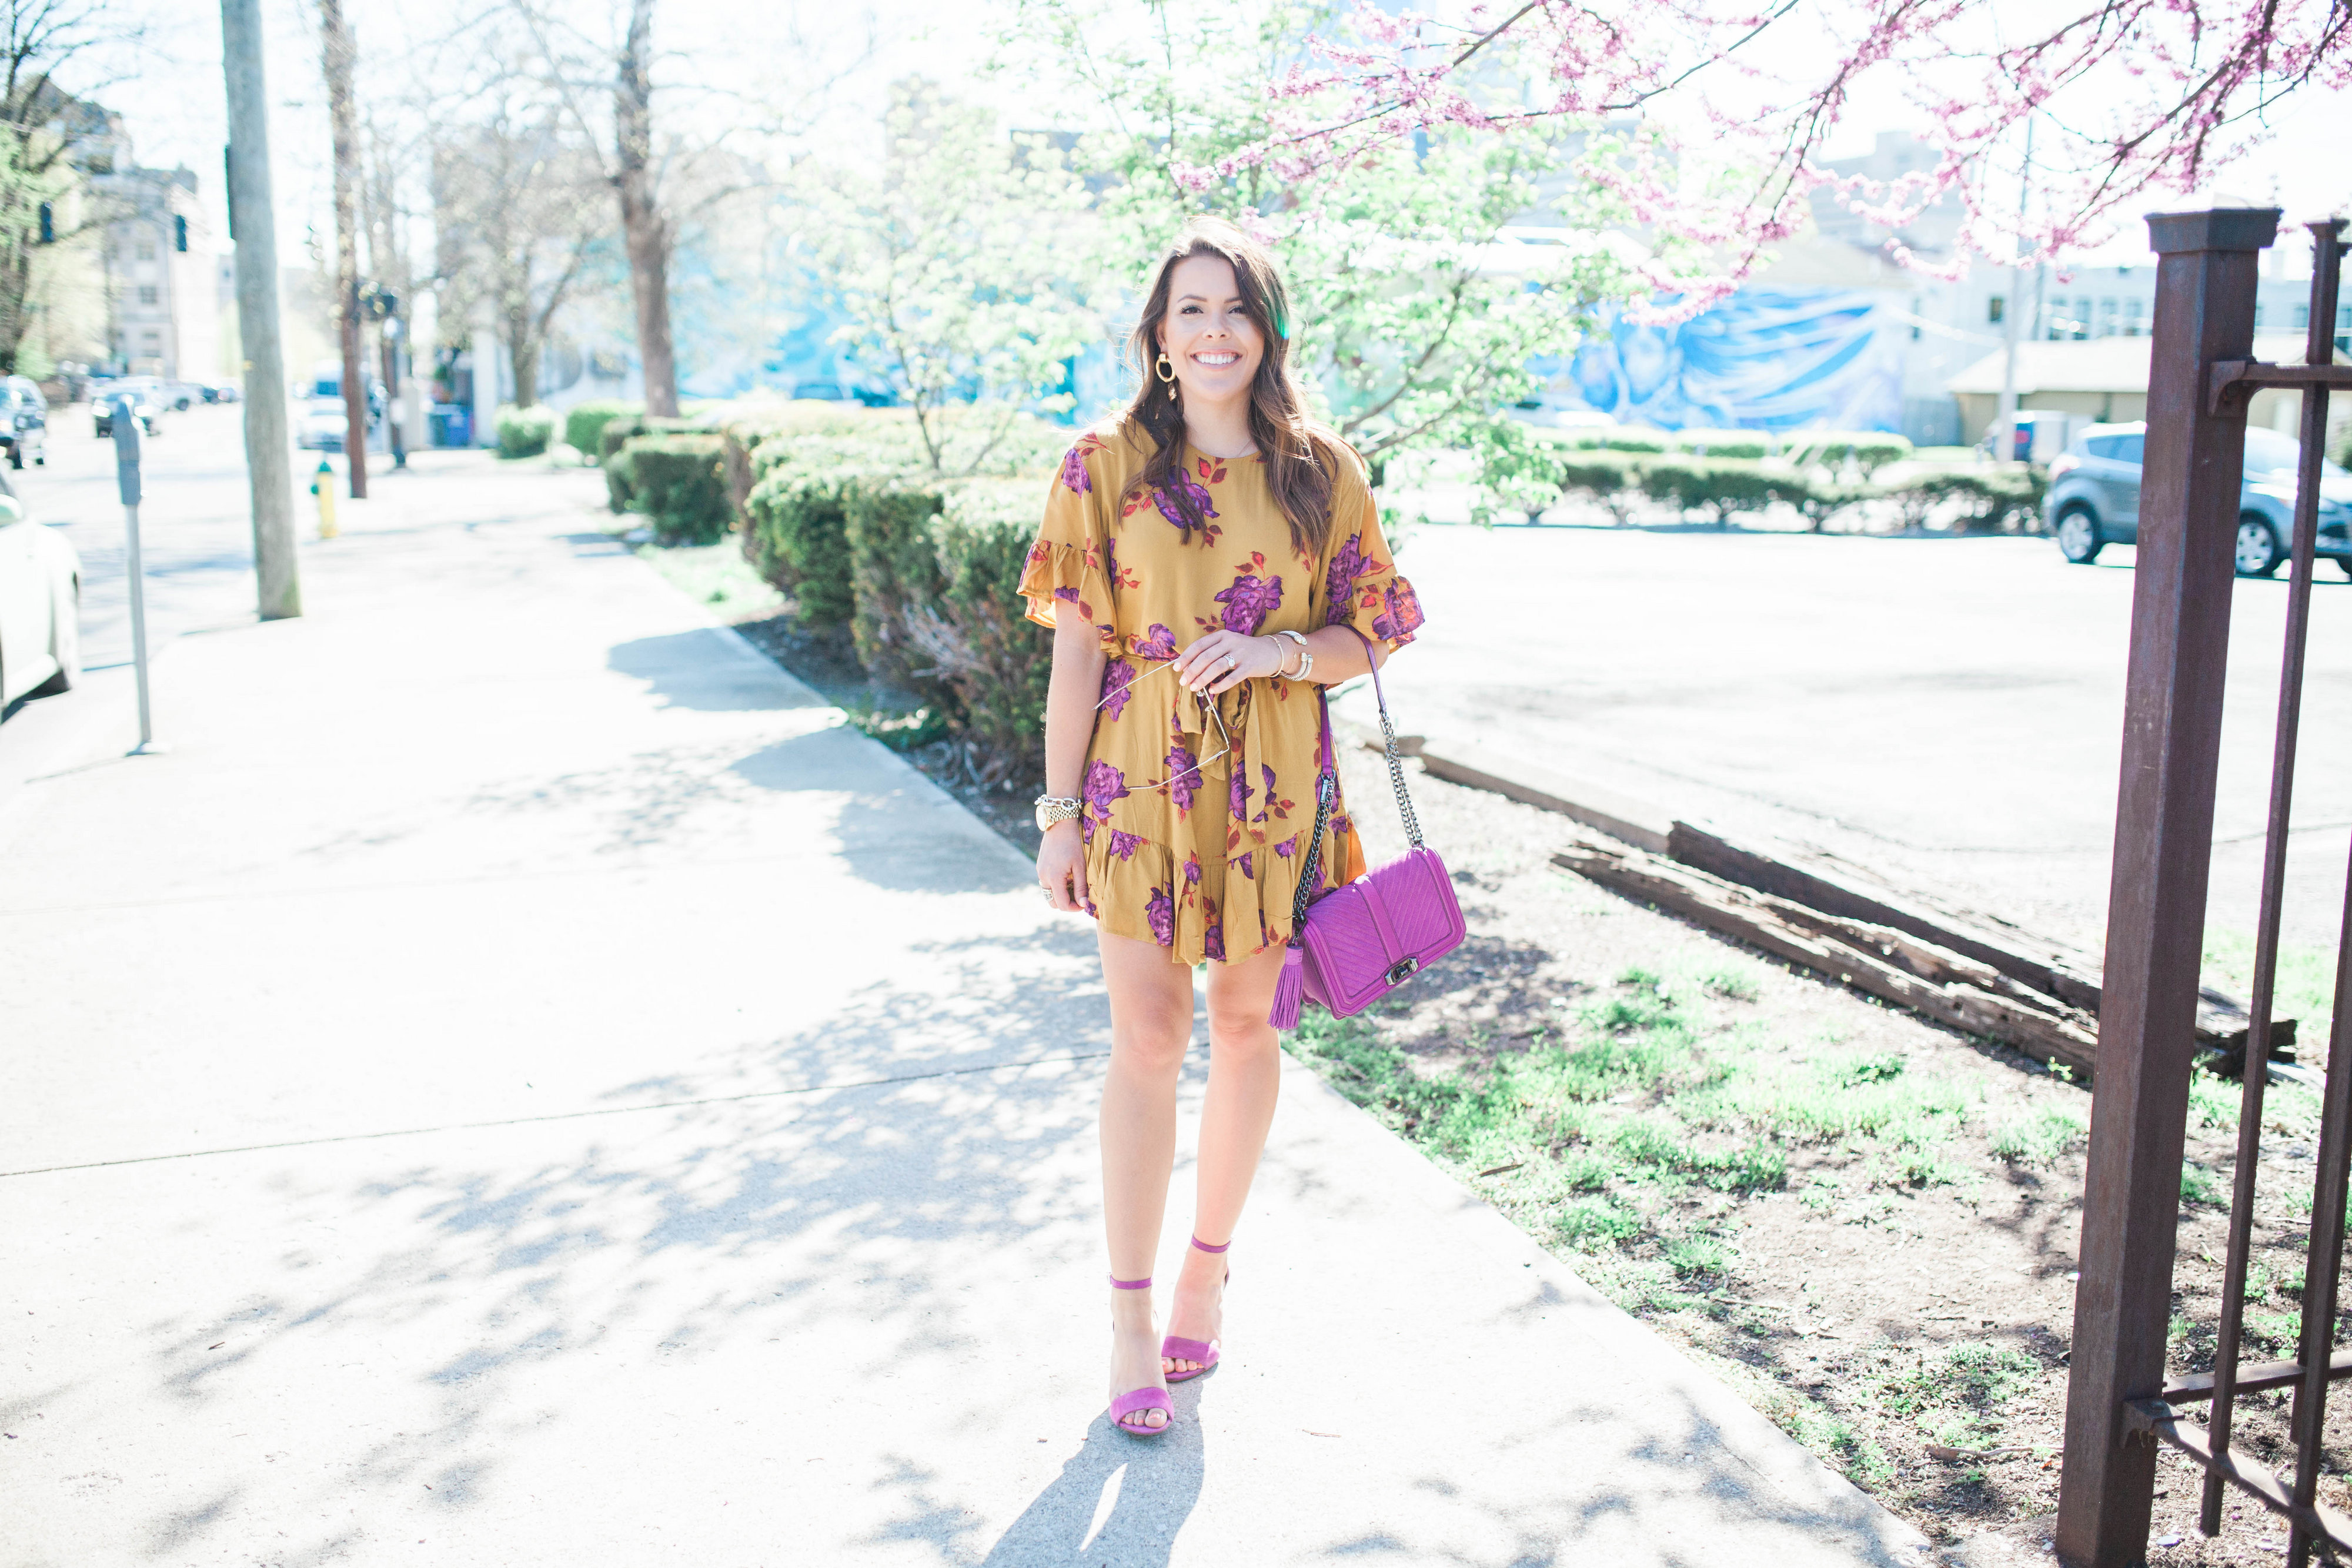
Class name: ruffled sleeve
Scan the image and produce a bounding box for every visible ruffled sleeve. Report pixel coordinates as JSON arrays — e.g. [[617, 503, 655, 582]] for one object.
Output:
[[1020, 437, 1121, 651], [1319, 452, 1426, 651]]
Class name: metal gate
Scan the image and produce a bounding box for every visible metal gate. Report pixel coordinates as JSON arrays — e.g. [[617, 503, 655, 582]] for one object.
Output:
[[2059, 209, 2352, 1566]]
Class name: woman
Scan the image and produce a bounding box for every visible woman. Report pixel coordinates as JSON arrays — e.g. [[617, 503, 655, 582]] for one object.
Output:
[[1019, 218, 1425, 1436]]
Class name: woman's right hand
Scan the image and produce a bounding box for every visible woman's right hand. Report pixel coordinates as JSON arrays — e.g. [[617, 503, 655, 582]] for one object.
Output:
[[1038, 820, 1090, 912]]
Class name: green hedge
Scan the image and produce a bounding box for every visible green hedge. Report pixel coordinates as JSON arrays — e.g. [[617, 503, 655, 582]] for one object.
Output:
[[847, 479, 953, 691], [1907, 469, 2047, 533], [620, 433, 731, 545], [1641, 457, 1790, 527], [602, 414, 704, 513], [495, 404, 556, 460], [566, 400, 640, 462], [926, 480, 1055, 778], [719, 409, 1069, 787], [743, 432, 926, 628], [1787, 430, 1915, 477]]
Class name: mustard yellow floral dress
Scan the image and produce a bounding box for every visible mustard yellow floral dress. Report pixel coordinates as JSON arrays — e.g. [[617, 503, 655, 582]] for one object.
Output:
[[1020, 417, 1426, 966]]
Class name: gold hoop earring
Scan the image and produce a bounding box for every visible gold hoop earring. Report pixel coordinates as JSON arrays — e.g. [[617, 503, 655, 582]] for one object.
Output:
[[1155, 353, 1176, 384]]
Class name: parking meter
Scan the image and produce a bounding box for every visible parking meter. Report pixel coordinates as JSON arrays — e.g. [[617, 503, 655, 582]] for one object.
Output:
[[112, 393, 141, 502], [113, 392, 158, 751]]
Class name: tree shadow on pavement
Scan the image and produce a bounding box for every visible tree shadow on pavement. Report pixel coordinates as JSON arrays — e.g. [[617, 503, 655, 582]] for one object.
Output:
[[119, 955, 1119, 1566], [608, 627, 824, 713]]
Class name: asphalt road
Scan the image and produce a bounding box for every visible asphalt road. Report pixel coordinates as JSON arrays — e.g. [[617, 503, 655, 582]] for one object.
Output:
[[1349, 519, 2352, 957], [16, 414, 2340, 963], [0, 402, 417, 811]]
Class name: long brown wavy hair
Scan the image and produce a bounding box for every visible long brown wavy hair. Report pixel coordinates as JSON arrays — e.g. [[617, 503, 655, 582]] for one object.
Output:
[[1120, 218, 1339, 558]]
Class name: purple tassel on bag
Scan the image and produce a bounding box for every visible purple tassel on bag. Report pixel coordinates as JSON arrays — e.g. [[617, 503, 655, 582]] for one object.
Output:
[[1268, 944, 1307, 1031]]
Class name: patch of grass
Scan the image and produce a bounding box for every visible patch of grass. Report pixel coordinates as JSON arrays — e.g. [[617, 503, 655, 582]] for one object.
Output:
[[1696, 964, 1760, 1001], [1556, 1198, 1642, 1246], [1666, 1233, 1735, 1278], [2187, 1065, 2241, 1131], [1875, 1340, 2042, 1449], [2247, 1310, 2303, 1350], [2204, 929, 2337, 1039], [843, 703, 952, 753], [632, 539, 784, 622], [1700, 1347, 1896, 1489], [2181, 1160, 2224, 1208], [1988, 1107, 2086, 1165]]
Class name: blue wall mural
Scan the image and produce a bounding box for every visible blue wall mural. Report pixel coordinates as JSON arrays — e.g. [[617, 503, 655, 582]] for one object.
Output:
[[1557, 289, 1904, 432]]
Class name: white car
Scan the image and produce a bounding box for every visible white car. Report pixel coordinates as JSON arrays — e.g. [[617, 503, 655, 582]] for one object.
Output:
[[0, 490, 79, 708]]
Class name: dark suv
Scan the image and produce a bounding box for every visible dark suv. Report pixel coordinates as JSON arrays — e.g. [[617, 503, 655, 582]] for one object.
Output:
[[2046, 422, 2352, 577]]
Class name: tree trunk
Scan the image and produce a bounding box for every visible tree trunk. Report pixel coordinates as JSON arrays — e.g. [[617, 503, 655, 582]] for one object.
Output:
[[505, 303, 539, 413], [319, 0, 368, 497], [614, 0, 676, 417]]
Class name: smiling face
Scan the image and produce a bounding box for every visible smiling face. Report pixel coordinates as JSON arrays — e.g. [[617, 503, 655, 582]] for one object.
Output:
[[1155, 253, 1265, 413]]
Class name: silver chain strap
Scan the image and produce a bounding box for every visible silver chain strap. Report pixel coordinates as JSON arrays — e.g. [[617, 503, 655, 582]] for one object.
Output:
[[1372, 683, 1425, 850], [1288, 647, 1424, 944]]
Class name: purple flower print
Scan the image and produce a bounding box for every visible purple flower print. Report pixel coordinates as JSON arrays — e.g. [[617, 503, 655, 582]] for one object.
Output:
[[1167, 741, 1198, 813], [1153, 470, 1219, 541], [1054, 584, 1079, 604], [1372, 578, 1426, 644], [1234, 851, 1255, 881], [1131, 623, 1177, 660], [1083, 760, 1130, 824], [1108, 830, 1145, 861], [1204, 915, 1226, 962], [1147, 886, 1175, 947], [1100, 659, 1135, 721], [1230, 763, 1252, 824], [1274, 837, 1297, 858], [1182, 853, 1202, 887], [1253, 764, 1278, 824], [1214, 552, 1284, 635], [1059, 444, 1093, 494], [1324, 532, 1368, 624]]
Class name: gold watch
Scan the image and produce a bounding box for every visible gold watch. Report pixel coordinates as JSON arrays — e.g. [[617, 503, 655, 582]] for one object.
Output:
[[1034, 794, 1081, 831]]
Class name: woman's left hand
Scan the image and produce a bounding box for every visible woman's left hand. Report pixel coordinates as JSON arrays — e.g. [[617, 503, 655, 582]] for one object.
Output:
[[1176, 629, 1285, 696]]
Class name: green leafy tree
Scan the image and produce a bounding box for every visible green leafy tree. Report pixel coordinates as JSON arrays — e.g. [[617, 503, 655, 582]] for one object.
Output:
[[1001, 0, 1630, 472], [817, 82, 1103, 477]]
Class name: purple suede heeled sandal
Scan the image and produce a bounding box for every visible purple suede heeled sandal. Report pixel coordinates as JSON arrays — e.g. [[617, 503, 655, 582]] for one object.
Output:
[[1108, 1273, 1172, 1437], [1161, 1237, 1228, 1383]]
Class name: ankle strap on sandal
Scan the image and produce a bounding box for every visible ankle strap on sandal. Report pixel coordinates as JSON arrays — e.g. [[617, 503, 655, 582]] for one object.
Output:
[[1109, 1274, 1152, 1289], [1189, 1236, 1230, 1254]]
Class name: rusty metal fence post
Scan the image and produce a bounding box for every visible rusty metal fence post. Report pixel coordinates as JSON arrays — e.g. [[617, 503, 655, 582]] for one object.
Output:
[[2057, 207, 2277, 1568]]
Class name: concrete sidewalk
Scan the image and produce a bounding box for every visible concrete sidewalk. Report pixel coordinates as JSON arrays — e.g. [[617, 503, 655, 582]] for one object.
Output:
[[0, 459, 1930, 1567]]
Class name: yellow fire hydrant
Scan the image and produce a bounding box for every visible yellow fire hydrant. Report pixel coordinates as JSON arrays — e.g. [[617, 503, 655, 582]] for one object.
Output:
[[310, 459, 338, 539]]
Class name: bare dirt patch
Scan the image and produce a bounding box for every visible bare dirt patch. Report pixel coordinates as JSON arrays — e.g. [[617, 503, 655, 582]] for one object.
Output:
[[1311, 742, 2352, 1567]]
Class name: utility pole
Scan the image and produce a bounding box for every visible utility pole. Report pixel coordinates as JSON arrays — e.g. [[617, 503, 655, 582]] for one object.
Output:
[[219, 0, 300, 620], [319, 0, 367, 499]]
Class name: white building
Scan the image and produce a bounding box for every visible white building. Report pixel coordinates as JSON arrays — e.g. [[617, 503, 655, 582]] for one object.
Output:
[[95, 163, 219, 381]]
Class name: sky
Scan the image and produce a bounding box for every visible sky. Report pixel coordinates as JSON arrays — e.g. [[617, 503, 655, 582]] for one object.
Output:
[[85, 0, 2352, 283]]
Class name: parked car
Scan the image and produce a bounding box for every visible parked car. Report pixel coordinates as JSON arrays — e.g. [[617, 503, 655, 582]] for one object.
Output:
[[2047, 422, 2352, 577], [296, 366, 383, 452], [0, 486, 78, 708], [0, 376, 47, 469], [93, 378, 165, 439]]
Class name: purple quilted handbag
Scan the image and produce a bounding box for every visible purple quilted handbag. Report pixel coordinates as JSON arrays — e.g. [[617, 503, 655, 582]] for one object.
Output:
[[1268, 632, 1465, 1028]]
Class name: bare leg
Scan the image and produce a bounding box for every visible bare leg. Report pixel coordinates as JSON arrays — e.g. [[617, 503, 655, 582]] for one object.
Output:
[[1165, 939, 1287, 1376], [1097, 928, 1195, 1429]]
